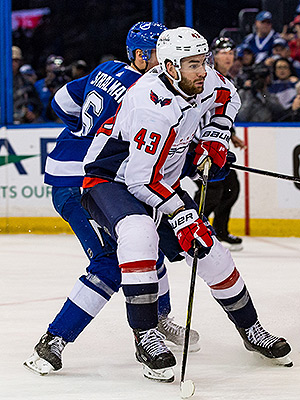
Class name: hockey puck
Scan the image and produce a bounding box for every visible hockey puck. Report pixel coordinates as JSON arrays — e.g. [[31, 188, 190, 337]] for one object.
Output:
[[180, 380, 195, 398]]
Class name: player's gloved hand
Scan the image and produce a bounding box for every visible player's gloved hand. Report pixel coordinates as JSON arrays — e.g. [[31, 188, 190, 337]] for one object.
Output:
[[180, 151, 197, 179], [208, 150, 237, 182], [169, 208, 213, 254], [226, 150, 236, 164], [193, 140, 227, 179]]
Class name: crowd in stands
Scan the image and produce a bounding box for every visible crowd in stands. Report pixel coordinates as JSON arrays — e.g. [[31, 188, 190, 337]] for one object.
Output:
[[12, 46, 89, 124], [231, 9, 300, 122], [11, 5, 300, 124]]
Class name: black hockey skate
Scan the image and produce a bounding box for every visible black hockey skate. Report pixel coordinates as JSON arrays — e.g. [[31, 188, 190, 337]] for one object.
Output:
[[157, 316, 200, 352], [133, 328, 176, 382], [237, 320, 293, 367], [23, 332, 67, 375], [217, 233, 243, 251]]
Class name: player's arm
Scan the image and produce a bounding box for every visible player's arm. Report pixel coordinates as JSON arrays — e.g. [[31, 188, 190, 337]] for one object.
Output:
[[194, 72, 241, 177], [51, 75, 89, 131], [202, 70, 241, 146]]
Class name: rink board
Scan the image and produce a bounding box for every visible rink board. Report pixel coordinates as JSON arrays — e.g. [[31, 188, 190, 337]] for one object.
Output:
[[0, 125, 299, 236]]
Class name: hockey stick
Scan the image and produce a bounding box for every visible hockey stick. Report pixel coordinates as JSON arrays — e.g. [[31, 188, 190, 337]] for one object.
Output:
[[230, 164, 300, 184], [180, 160, 210, 399]]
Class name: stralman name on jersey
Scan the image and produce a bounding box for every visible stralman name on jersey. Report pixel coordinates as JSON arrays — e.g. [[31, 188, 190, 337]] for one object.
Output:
[[44, 61, 140, 187], [90, 69, 130, 103]]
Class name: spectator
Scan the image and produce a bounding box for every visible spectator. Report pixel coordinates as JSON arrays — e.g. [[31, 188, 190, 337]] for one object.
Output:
[[236, 64, 285, 122], [99, 53, 117, 64], [35, 55, 71, 122], [238, 11, 281, 65], [19, 64, 38, 85], [234, 46, 256, 90], [44, 57, 72, 122], [12, 46, 43, 124], [288, 15, 300, 62], [264, 38, 290, 67], [264, 37, 300, 78], [70, 60, 89, 79], [286, 81, 300, 120], [268, 57, 298, 111]]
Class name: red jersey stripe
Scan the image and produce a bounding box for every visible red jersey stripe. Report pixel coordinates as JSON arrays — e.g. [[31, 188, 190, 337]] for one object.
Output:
[[96, 103, 122, 137], [172, 179, 180, 190], [147, 127, 176, 199], [82, 177, 109, 188], [148, 181, 173, 198]]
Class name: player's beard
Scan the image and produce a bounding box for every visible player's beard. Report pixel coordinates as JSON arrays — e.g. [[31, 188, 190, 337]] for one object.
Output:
[[179, 76, 205, 96]]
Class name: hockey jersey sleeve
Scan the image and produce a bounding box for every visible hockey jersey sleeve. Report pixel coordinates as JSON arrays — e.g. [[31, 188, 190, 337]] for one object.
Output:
[[122, 97, 184, 215], [51, 75, 89, 131], [200, 69, 241, 149]]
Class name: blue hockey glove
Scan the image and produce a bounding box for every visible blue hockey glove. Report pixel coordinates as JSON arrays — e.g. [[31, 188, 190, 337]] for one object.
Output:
[[208, 151, 237, 182]]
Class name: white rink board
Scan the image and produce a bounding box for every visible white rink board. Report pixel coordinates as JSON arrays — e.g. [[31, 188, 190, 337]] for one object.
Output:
[[0, 126, 300, 219], [245, 126, 300, 219], [0, 127, 60, 217]]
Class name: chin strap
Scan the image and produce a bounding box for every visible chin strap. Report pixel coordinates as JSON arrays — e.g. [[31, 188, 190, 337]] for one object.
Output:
[[163, 67, 192, 98], [172, 79, 193, 98], [132, 60, 148, 75]]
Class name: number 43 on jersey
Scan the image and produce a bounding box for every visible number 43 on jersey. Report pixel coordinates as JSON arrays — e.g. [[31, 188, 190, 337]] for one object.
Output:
[[134, 129, 161, 155]]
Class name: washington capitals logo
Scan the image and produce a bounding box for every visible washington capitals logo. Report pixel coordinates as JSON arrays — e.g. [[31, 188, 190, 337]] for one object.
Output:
[[150, 90, 172, 107]]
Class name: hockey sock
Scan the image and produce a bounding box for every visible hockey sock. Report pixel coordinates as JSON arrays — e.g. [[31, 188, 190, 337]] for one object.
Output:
[[158, 291, 171, 317], [157, 261, 171, 317], [48, 271, 118, 342], [213, 285, 258, 329], [122, 282, 159, 329], [48, 299, 93, 342]]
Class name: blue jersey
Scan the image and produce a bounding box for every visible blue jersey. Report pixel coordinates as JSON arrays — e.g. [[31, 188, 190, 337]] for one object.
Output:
[[268, 79, 297, 110], [44, 61, 140, 186], [238, 30, 280, 64]]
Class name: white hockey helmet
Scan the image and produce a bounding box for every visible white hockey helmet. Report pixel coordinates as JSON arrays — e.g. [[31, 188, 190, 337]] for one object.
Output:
[[156, 27, 209, 82]]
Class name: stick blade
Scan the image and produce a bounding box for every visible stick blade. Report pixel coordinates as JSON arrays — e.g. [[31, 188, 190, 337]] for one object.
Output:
[[180, 379, 195, 399]]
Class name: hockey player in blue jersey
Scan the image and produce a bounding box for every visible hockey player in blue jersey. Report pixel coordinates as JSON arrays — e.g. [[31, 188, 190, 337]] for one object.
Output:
[[23, 22, 199, 378]]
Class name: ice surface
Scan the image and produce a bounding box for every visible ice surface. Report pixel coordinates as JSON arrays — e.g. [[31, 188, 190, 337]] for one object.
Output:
[[1, 234, 299, 400]]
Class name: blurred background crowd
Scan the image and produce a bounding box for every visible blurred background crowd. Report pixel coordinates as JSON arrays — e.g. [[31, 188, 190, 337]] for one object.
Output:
[[10, 0, 300, 124]]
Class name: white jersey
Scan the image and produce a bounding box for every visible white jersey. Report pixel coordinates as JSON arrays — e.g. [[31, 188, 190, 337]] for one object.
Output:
[[83, 66, 240, 215]]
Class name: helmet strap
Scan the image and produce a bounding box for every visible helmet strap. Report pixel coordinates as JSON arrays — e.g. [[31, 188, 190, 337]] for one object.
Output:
[[132, 60, 148, 74], [163, 63, 191, 98], [132, 49, 149, 74], [173, 79, 192, 98]]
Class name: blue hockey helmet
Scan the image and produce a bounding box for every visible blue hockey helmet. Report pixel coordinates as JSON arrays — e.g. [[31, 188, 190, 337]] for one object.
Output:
[[126, 21, 167, 62]]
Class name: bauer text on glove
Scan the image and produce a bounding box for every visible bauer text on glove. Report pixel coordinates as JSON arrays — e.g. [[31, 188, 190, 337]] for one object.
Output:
[[169, 208, 213, 253]]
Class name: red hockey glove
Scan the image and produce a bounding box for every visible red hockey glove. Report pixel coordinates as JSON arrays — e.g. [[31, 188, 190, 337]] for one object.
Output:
[[169, 208, 213, 253], [194, 140, 227, 178]]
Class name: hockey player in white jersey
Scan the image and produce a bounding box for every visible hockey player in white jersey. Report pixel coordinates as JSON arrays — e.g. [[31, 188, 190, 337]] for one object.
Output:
[[82, 27, 292, 382], [24, 22, 200, 379]]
